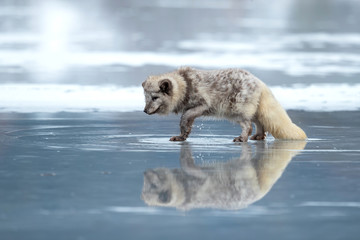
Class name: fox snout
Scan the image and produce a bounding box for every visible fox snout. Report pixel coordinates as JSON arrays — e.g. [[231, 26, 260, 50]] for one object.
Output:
[[143, 104, 157, 115], [143, 103, 152, 114]]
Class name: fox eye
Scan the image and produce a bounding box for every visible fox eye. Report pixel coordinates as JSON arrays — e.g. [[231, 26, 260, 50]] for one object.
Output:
[[152, 96, 159, 101]]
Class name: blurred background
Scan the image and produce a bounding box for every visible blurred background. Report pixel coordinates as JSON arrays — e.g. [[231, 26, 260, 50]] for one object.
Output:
[[0, 0, 359, 111]]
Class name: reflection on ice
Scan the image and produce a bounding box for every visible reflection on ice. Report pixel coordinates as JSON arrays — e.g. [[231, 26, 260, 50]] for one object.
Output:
[[142, 141, 306, 210]]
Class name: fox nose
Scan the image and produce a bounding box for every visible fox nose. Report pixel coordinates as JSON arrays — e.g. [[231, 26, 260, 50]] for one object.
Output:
[[143, 109, 148, 114]]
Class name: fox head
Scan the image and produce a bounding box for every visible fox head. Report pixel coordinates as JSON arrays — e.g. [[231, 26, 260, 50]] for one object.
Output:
[[142, 70, 188, 115], [142, 77, 173, 115]]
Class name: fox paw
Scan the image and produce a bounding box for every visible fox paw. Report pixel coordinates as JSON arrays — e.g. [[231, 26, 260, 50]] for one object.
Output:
[[170, 136, 186, 141], [233, 136, 248, 142], [250, 133, 266, 140]]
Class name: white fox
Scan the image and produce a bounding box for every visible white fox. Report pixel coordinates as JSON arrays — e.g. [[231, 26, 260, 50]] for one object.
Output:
[[142, 67, 307, 142]]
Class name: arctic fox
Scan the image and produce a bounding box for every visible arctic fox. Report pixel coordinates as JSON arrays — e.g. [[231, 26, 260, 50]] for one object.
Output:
[[142, 67, 306, 142]]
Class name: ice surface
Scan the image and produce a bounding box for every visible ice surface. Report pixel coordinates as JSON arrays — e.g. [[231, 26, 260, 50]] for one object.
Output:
[[0, 111, 360, 240]]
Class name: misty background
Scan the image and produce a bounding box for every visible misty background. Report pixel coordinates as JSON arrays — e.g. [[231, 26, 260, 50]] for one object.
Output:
[[0, 0, 359, 111]]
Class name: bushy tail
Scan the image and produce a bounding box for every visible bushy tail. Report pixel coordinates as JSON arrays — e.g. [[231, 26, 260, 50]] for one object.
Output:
[[256, 85, 307, 140]]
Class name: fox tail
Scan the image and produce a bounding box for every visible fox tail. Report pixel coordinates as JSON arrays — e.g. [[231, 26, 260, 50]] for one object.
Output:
[[256, 85, 307, 140]]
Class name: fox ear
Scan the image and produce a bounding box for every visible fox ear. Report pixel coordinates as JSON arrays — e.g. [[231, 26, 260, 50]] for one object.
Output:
[[142, 81, 146, 88], [159, 79, 172, 95]]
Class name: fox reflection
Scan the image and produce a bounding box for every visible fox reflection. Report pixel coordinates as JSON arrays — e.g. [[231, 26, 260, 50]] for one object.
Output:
[[142, 141, 306, 210]]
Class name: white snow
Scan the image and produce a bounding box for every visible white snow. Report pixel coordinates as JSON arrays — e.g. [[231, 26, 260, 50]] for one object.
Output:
[[0, 84, 143, 112], [0, 83, 358, 112]]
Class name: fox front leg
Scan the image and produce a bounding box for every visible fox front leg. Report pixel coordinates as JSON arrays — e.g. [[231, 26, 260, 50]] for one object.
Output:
[[170, 105, 208, 141]]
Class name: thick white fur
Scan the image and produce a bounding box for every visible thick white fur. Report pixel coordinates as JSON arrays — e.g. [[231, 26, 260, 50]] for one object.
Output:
[[256, 82, 307, 140]]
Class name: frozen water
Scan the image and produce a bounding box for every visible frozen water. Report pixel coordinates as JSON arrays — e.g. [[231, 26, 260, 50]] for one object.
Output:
[[0, 111, 360, 240]]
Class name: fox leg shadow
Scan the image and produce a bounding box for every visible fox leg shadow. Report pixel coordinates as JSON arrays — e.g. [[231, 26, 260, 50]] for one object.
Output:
[[179, 143, 207, 178], [179, 142, 253, 178]]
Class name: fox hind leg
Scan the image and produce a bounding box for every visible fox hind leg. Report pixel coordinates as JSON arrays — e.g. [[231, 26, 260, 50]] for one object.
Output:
[[233, 119, 252, 142], [250, 118, 266, 140]]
